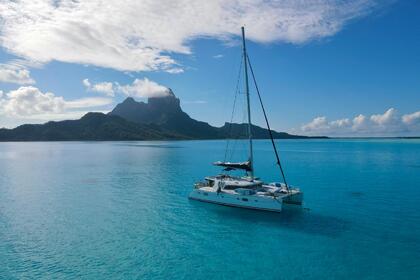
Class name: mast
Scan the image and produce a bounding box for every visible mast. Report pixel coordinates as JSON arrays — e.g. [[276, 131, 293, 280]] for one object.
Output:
[[241, 26, 254, 179]]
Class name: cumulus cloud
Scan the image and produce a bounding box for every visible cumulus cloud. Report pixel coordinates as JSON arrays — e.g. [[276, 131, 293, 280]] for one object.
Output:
[[370, 108, 398, 126], [0, 86, 113, 127], [83, 77, 170, 98], [0, 0, 380, 72], [299, 108, 420, 136], [352, 114, 367, 130], [83, 79, 115, 97], [0, 63, 35, 85], [0, 86, 65, 117], [301, 116, 329, 132], [402, 111, 420, 125], [65, 97, 113, 109], [117, 78, 169, 98]]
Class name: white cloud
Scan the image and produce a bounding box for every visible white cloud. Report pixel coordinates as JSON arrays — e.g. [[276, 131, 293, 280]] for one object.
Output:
[[83, 77, 170, 98], [370, 108, 398, 125], [65, 97, 113, 109], [182, 100, 208, 104], [299, 108, 420, 136], [352, 114, 367, 130], [83, 79, 115, 97], [165, 68, 184, 74], [0, 0, 380, 72], [402, 111, 420, 125], [330, 118, 351, 128], [301, 116, 353, 132], [0, 86, 65, 117], [0, 86, 113, 127], [82, 79, 91, 88], [213, 54, 224, 59], [301, 116, 329, 132], [117, 78, 169, 98], [0, 63, 35, 85]]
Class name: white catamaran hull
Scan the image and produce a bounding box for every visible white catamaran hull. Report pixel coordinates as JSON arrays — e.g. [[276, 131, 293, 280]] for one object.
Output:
[[189, 189, 283, 212], [282, 191, 303, 205]]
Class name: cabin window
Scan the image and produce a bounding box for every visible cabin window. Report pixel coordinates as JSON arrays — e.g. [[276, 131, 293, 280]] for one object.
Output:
[[208, 180, 214, 187], [242, 198, 248, 202]]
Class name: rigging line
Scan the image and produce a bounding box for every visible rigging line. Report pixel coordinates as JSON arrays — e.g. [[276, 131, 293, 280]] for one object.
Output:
[[228, 97, 246, 162], [229, 94, 247, 161], [228, 98, 244, 161], [226, 99, 248, 164], [246, 54, 289, 189], [228, 102, 246, 162], [224, 59, 242, 162], [227, 95, 246, 161], [229, 131, 240, 162], [224, 53, 243, 162]]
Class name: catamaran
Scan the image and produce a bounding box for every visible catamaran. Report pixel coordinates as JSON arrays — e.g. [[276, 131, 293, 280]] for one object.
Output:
[[189, 27, 303, 212]]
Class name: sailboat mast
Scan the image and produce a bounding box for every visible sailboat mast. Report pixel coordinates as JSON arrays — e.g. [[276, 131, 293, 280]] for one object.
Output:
[[241, 26, 254, 179]]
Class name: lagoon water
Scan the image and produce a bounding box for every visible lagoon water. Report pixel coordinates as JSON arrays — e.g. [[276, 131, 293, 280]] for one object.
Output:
[[0, 139, 419, 279]]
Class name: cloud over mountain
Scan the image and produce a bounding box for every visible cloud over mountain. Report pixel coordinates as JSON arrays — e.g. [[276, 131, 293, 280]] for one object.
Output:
[[116, 78, 169, 98], [0, 0, 379, 72], [83, 79, 115, 97], [83, 78, 169, 98]]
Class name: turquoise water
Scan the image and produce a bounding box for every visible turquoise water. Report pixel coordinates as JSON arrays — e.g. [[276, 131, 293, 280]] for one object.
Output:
[[0, 139, 419, 279]]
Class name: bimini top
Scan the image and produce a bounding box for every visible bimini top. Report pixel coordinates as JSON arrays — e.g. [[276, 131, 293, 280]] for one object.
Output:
[[213, 160, 252, 171]]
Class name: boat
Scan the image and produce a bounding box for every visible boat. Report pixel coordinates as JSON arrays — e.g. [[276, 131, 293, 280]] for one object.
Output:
[[188, 27, 303, 212]]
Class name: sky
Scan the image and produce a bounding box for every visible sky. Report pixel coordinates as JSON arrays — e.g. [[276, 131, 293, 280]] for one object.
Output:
[[0, 0, 419, 136]]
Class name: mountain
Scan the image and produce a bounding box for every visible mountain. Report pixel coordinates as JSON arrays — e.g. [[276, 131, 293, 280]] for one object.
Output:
[[217, 122, 312, 139], [110, 89, 319, 139], [110, 90, 219, 139], [0, 113, 181, 141], [0, 90, 326, 141]]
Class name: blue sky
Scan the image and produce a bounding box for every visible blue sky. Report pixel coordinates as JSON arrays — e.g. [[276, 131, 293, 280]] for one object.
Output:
[[0, 0, 419, 136]]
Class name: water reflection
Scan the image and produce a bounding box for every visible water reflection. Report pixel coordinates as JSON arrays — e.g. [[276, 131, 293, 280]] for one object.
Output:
[[189, 200, 349, 237], [113, 143, 183, 149]]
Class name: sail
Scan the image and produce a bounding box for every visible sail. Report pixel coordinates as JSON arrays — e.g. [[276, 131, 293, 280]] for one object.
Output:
[[213, 161, 252, 171]]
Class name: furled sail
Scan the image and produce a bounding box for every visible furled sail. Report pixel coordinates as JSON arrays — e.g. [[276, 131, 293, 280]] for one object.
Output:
[[213, 161, 252, 171]]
